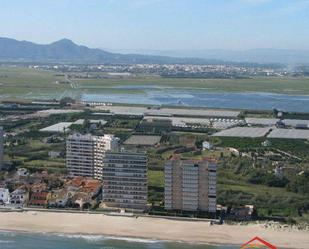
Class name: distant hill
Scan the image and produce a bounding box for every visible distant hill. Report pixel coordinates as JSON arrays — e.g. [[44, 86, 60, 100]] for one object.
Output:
[[115, 48, 309, 64], [1, 37, 308, 64], [0, 37, 220, 64]]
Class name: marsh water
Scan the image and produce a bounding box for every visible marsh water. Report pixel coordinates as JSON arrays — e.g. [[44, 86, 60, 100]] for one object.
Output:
[[81, 86, 309, 112]]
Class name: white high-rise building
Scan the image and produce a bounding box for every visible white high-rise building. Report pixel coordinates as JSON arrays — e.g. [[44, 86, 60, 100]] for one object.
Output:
[[66, 134, 119, 178], [101, 150, 148, 210], [93, 134, 120, 179], [0, 127, 3, 170], [164, 156, 217, 213]]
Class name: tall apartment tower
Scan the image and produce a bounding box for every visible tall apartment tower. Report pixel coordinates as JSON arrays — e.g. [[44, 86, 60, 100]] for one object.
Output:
[[66, 134, 119, 178], [101, 150, 148, 210], [164, 156, 217, 212], [0, 127, 3, 170]]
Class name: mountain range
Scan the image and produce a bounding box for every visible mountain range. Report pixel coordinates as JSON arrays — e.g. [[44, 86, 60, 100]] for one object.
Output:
[[0, 37, 309, 64], [112, 48, 309, 64], [0, 37, 219, 64]]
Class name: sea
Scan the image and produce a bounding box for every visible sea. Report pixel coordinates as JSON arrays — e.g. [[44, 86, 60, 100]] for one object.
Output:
[[0, 231, 238, 249], [81, 86, 309, 113]]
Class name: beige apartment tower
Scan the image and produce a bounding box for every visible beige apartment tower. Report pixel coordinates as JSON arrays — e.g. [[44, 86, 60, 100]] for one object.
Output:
[[101, 150, 148, 210], [164, 156, 217, 212], [66, 133, 119, 178]]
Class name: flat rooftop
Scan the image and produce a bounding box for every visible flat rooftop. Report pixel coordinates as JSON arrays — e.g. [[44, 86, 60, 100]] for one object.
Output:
[[39, 122, 73, 132], [144, 116, 243, 129], [37, 109, 83, 116], [95, 106, 240, 118], [212, 127, 271, 138], [245, 118, 278, 126], [283, 119, 309, 127], [124, 135, 161, 146], [40, 119, 107, 132], [267, 129, 309, 139]]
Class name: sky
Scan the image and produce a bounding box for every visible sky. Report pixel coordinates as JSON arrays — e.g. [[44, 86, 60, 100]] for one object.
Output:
[[0, 0, 309, 51]]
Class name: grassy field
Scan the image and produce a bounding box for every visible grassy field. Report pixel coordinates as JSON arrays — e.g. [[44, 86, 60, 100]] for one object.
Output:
[[75, 76, 309, 94], [1, 66, 309, 102], [0, 67, 70, 100], [148, 170, 164, 188]]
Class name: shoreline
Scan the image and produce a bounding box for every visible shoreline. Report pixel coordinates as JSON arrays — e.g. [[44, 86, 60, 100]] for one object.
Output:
[[0, 229, 226, 247], [1, 211, 309, 248]]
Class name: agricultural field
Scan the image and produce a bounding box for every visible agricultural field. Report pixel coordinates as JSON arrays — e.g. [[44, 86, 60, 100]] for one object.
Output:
[[2, 66, 309, 102], [0, 67, 72, 100], [73, 74, 309, 94]]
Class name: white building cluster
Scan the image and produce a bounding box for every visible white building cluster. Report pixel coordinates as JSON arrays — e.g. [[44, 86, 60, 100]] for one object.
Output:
[[66, 133, 217, 213], [66, 133, 147, 210]]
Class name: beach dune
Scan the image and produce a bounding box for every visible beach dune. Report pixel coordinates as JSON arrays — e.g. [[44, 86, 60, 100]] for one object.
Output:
[[1, 211, 309, 248]]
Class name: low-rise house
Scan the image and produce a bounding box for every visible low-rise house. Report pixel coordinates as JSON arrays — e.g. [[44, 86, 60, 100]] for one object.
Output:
[[261, 140, 272, 147], [17, 168, 29, 178], [0, 188, 10, 205], [228, 147, 240, 157], [10, 187, 29, 207], [66, 177, 101, 198], [66, 176, 84, 188], [48, 189, 70, 208], [276, 120, 285, 128], [81, 179, 101, 197], [229, 205, 256, 221], [72, 192, 92, 210], [28, 183, 50, 207], [44, 135, 64, 144], [25, 171, 50, 185], [274, 165, 284, 179], [66, 177, 101, 209], [28, 191, 51, 207], [202, 141, 213, 150], [48, 151, 62, 158], [31, 183, 47, 193]]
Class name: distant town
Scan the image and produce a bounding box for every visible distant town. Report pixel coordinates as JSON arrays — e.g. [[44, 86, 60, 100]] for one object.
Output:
[[21, 62, 309, 78]]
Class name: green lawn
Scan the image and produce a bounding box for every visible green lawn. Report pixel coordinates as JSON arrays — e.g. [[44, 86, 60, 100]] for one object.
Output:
[[148, 170, 164, 188]]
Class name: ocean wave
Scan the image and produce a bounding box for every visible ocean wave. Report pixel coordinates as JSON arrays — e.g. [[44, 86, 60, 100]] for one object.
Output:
[[0, 231, 16, 237], [0, 240, 14, 244], [57, 234, 161, 244]]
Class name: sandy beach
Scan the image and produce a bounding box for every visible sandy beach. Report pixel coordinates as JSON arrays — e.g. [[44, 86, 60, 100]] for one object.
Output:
[[1, 211, 309, 248]]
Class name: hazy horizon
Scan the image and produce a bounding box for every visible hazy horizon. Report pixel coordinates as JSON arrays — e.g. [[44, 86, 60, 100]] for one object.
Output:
[[0, 0, 309, 51]]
